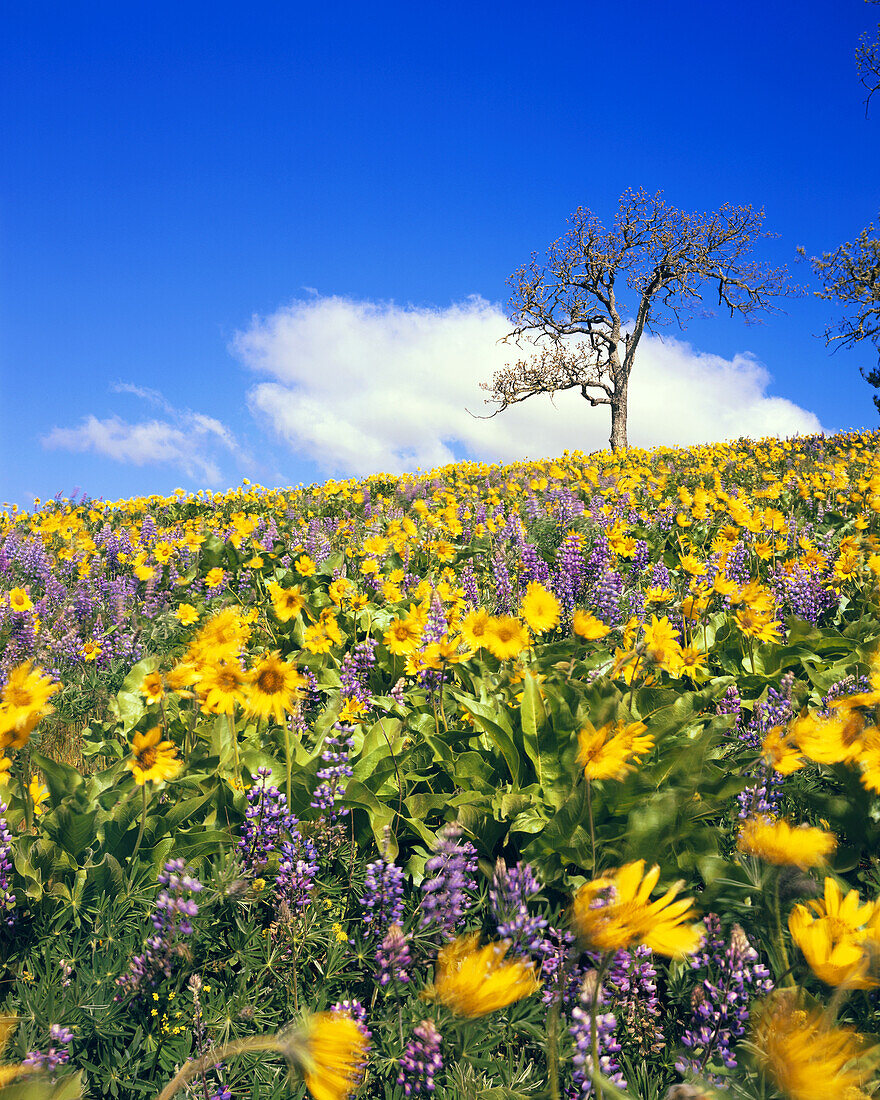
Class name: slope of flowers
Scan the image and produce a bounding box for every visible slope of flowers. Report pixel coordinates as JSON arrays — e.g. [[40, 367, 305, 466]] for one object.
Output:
[[0, 430, 879, 1098]]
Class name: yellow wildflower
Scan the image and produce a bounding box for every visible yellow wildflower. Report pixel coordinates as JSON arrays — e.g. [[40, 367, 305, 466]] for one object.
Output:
[[284, 1011, 369, 1100], [483, 616, 530, 661], [737, 816, 836, 869], [572, 861, 701, 957], [127, 727, 181, 785], [577, 719, 654, 781], [519, 582, 561, 634], [572, 610, 611, 640], [752, 990, 872, 1100], [421, 934, 540, 1017]]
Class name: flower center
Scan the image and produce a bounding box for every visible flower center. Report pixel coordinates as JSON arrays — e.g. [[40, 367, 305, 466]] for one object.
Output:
[[257, 669, 284, 695], [139, 747, 158, 769]]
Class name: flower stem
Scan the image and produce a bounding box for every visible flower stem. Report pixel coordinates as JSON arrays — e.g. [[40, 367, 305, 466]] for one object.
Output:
[[154, 1035, 282, 1100], [547, 1001, 560, 1100], [284, 724, 292, 807], [131, 783, 149, 861], [18, 768, 32, 833], [226, 712, 241, 786], [586, 780, 596, 873], [770, 875, 793, 986]]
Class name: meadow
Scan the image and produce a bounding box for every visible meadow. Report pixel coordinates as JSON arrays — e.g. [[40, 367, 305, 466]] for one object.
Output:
[[2, 429, 880, 1099]]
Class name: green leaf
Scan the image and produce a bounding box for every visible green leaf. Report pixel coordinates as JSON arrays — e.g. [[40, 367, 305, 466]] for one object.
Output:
[[519, 671, 545, 785], [451, 690, 522, 786], [40, 803, 98, 859], [108, 690, 145, 734], [31, 752, 84, 804]]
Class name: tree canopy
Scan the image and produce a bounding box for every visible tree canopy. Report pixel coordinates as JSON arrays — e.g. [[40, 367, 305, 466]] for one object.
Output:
[[800, 226, 880, 410], [480, 189, 795, 451]]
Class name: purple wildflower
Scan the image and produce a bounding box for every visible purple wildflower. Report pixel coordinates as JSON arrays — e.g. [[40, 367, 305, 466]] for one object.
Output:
[[419, 823, 477, 938], [115, 861, 203, 1000], [676, 916, 773, 1082], [569, 971, 626, 1097], [489, 858, 548, 955], [376, 924, 413, 986], [360, 856, 405, 939], [605, 946, 664, 1058], [398, 1019, 443, 1096], [0, 804, 17, 928], [23, 1025, 74, 1073], [311, 722, 354, 823]]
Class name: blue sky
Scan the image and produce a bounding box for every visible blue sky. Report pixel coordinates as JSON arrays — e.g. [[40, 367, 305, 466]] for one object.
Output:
[[2, 0, 879, 506]]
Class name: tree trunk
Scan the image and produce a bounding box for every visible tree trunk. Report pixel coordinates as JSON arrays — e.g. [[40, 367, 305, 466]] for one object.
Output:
[[609, 380, 628, 451]]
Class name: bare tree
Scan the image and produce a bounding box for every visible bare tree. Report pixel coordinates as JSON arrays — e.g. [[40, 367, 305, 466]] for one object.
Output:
[[799, 225, 880, 409], [857, 0, 880, 117], [479, 189, 795, 451]]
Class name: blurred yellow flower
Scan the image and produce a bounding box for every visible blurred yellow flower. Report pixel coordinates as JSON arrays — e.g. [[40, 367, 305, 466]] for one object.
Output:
[[127, 726, 181, 785], [519, 582, 561, 634], [140, 671, 165, 704], [459, 607, 492, 649], [737, 816, 836, 869], [421, 934, 540, 1017], [572, 610, 611, 640], [267, 582, 306, 622], [761, 725, 806, 775], [197, 661, 249, 714], [245, 653, 305, 724], [285, 1011, 369, 1100], [483, 616, 530, 661], [752, 990, 871, 1100], [789, 878, 880, 989], [572, 861, 701, 957], [577, 718, 654, 781]]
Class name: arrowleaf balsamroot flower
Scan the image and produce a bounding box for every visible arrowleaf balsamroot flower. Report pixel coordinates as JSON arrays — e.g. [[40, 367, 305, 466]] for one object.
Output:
[[640, 615, 684, 673], [384, 616, 421, 655], [197, 660, 249, 714], [483, 616, 530, 661], [282, 1011, 369, 1100], [737, 815, 837, 870], [788, 878, 880, 989], [174, 602, 199, 625], [127, 727, 181, 785], [421, 934, 541, 1017], [267, 582, 306, 622], [752, 990, 872, 1100], [735, 607, 784, 644], [245, 653, 306, 724], [572, 610, 611, 640], [572, 861, 701, 957], [576, 719, 654, 781], [7, 588, 33, 613], [139, 671, 165, 705], [0, 662, 60, 741], [519, 582, 561, 634], [458, 607, 492, 650], [761, 724, 806, 775]]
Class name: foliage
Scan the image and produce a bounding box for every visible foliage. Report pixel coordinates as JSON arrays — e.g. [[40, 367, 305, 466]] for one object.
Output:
[[1, 431, 880, 1096]]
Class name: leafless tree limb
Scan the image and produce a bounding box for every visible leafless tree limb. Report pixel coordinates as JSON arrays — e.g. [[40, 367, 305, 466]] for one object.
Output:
[[480, 189, 797, 450], [857, 0, 880, 118]]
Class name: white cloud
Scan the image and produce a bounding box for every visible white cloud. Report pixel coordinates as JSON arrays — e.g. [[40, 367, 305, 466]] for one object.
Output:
[[232, 295, 825, 476], [42, 392, 241, 485]]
